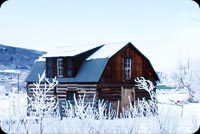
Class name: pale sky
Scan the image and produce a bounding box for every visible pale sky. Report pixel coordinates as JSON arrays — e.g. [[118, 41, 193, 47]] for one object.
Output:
[[0, 0, 200, 73]]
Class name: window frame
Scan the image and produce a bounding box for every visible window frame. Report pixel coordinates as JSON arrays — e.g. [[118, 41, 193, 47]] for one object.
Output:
[[57, 58, 63, 77], [124, 57, 132, 80]]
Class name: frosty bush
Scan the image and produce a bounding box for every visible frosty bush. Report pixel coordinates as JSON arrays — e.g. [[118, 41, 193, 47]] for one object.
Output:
[[0, 88, 28, 133], [134, 77, 158, 115], [62, 94, 117, 120]]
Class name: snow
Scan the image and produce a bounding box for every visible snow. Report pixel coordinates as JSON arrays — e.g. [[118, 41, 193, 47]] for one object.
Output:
[[87, 42, 129, 60], [157, 88, 189, 104], [43, 45, 101, 58], [157, 89, 200, 133], [0, 69, 18, 73], [0, 89, 199, 133], [35, 56, 46, 62], [42, 42, 129, 59]]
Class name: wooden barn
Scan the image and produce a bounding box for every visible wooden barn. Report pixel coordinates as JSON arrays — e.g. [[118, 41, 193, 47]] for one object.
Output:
[[25, 42, 159, 111]]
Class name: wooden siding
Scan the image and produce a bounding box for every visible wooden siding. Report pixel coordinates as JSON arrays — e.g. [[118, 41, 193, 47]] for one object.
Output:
[[121, 87, 135, 108], [98, 44, 157, 110], [100, 44, 156, 83], [46, 58, 57, 78], [27, 83, 98, 102], [98, 83, 134, 101], [135, 88, 151, 100], [62, 57, 74, 77]]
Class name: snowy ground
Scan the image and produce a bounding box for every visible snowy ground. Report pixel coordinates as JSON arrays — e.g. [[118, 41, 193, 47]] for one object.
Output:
[[157, 89, 200, 133], [0, 69, 28, 93], [0, 89, 200, 133]]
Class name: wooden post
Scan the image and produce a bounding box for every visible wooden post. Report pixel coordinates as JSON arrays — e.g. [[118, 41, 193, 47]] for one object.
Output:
[[121, 86, 123, 108]]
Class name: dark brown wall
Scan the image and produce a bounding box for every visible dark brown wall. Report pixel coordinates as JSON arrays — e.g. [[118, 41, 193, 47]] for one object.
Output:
[[98, 43, 158, 103], [46, 57, 57, 78], [100, 44, 156, 83]]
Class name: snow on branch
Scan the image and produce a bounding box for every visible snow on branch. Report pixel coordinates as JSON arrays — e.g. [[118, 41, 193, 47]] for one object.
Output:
[[135, 77, 157, 102], [27, 75, 58, 118]]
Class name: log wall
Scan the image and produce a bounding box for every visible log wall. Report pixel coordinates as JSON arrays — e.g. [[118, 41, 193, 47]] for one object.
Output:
[[27, 83, 98, 103]]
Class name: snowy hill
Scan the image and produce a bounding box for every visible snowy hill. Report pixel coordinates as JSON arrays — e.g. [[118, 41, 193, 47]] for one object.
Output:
[[0, 44, 46, 92], [0, 44, 46, 70]]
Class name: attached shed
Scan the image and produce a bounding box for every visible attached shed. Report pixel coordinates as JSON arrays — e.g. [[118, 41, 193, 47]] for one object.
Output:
[[25, 42, 159, 111]]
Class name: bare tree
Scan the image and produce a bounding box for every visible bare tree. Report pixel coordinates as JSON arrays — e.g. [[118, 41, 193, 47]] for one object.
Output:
[[172, 59, 199, 102], [27, 75, 58, 134]]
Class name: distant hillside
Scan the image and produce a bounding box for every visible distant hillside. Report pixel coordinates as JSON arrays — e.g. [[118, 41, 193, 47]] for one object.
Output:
[[0, 44, 46, 70]]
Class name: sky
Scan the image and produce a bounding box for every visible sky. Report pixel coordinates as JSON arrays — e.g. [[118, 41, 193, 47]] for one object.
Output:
[[0, 0, 200, 74]]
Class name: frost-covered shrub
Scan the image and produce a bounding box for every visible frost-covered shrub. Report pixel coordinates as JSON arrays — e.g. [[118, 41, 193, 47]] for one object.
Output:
[[134, 77, 185, 133], [134, 77, 158, 115], [1, 76, 59, 134], [0, 88, 28, 133], [62, 94, 117, 120]]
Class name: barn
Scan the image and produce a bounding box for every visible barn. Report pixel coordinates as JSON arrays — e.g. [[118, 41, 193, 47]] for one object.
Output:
[[25, 42, 159, 112]]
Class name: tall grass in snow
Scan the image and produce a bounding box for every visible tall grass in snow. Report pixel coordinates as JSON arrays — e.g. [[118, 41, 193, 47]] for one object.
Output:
[[1, 76, 199, 133]]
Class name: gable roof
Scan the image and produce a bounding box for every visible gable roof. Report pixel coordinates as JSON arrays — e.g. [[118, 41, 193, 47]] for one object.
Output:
[[25, 42, 159, 83], [87, 42, 128, 60]]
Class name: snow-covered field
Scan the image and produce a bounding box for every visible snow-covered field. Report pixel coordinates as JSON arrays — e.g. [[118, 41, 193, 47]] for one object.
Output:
[[0, 69, 28, 93], [0, 89, 200, 133], [157, 89, 200, 133]]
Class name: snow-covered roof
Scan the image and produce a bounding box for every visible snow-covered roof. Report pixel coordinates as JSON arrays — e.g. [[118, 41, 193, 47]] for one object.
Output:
[[43, 42, 129, 59], [35, 55, 46, 62], [43, 45, 101, 58], [86, 42, 129, 60], [25, 61, 46, 82]]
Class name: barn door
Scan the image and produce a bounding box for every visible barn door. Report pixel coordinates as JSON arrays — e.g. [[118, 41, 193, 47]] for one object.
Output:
[[121, 87, 135, 108]]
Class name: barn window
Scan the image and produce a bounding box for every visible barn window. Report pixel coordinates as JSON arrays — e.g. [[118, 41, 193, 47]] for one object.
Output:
[[57, 58, 63, 77], [124, 58, 131, 80], [46, 58, 54, 77], [67, 58, 72, 77]]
